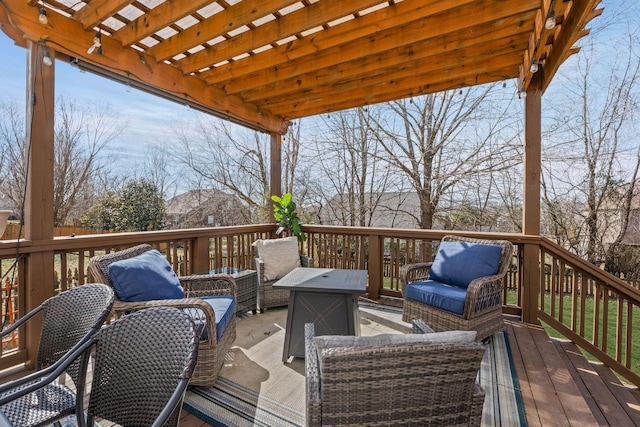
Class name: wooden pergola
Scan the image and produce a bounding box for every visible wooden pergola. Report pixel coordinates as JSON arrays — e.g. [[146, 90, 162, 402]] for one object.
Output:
[[0, 0, 601, 358]]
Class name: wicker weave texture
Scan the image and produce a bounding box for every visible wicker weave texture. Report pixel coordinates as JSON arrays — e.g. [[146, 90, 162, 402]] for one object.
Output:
[[87, 244, 236, 387], [400, 235, 514, 341], [85, 307, 198, 426], [231, 269, 258, 314], [255, 255, 313, 311], [0, 284, 114, 427], [305, 323, 485, 427]]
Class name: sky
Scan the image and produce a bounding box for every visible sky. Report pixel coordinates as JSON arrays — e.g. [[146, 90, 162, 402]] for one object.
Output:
[[0, 0, 638, 188]]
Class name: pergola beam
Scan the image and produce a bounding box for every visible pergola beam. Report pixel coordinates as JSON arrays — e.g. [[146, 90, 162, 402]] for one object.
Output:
[[220, 7, 535, 97], [239, 29, 530, 104], [175, 0, 387, 74], [146, 0, 299, 62], [0, 2, 288, 134], [201, 0, 480, 86]]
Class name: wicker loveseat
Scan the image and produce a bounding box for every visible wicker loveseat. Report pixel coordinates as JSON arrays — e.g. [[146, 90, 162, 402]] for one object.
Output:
[[88, 244, 236, 387], [401, 235, 513, 341], [305, 320, 485, 426]]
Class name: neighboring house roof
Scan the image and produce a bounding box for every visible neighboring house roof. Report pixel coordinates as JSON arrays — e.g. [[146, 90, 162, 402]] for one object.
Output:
[[165, 189, 249, 226], [320, 192, 422, 229]]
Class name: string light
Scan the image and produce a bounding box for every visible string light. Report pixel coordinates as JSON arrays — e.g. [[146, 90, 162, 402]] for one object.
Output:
[[38, 8, 48, 25], [529, 59, 539, 74], [545, 0, 556, 30], [87, 30, 102, 55], [42, 44, 52, 67]]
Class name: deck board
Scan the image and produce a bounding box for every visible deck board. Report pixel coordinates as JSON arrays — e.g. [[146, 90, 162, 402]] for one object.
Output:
[[556, 340, 639, 426], [506, 320, 573, 426]]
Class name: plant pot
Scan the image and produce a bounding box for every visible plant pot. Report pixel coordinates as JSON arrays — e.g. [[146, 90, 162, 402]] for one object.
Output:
[[0, 210, 11, 239]]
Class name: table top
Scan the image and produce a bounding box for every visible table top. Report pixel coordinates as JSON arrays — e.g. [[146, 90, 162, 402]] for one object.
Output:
[[273, 267, 367, 294]]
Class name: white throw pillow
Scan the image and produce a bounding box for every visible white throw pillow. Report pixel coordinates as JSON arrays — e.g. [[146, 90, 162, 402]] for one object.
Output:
[[253, 236, 301, 281]]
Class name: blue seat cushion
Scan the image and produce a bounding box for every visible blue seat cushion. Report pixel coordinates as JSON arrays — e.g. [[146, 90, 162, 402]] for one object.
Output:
[[428, 241, 503, 289], [107, 249, 184, 302], [192, 296, 236, 342], [405, 280, 467, 315]]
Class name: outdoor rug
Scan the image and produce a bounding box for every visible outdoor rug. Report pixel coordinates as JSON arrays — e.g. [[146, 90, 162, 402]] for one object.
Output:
[[183, 305, 527, 427]]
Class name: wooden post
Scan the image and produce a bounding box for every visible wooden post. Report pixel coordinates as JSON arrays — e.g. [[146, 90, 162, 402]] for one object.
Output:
[[23, 41, 56, 368], [367, 234, 382, 300], [192, 236, 211, 274], [522, 86, 542, 324], [269, 133, 282, 225]]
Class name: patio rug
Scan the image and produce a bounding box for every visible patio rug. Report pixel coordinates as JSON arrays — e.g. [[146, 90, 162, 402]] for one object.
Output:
[[183, 306, 526, 426]]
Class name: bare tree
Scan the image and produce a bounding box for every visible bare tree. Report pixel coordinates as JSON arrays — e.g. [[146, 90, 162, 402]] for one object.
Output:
[[542, 34, 640, 268], [0, 97, 124, 226], [306, 107, 397, 227], [366, 86, 522, 229], [172, 117, 303, 222]]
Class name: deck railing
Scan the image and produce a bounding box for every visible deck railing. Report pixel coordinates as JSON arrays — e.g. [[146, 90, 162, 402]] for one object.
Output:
[[1, 225, 639, 386]]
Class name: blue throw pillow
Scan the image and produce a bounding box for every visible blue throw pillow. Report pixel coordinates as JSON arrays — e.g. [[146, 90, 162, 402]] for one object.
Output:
[[107, 249, 184, 302], [428, 241, 503, 289]]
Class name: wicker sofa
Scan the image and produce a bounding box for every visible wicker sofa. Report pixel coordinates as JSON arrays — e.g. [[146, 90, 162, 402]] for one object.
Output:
[[88, 244, 236, 387], [401, 235, 514, 341], [305, 320, 485, 426]]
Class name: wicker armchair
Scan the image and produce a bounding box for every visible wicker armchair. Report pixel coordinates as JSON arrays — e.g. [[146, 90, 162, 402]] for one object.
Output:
[[305, 321, 485, 427], [87, 244, 236, 387], [401, 235, 514, 341], [254, 238, 313, 311], [0, 284, 114, 427]]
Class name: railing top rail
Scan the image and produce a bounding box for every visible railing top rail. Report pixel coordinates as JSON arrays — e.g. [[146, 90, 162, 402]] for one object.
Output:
[[540, 236, 640, 302], [0, 224, 276, 257], [302, 225, 537, 244]]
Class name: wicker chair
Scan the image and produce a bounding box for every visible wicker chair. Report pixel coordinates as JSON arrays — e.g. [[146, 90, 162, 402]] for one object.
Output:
[[401, 235, 514, 341], [80, 306, 198, 426], [0, 284, 114, 427], [305, 321, 485, 427], [0, 306, 198, 427], [254, 239, 313, 311], [87, 244, 236, 387]]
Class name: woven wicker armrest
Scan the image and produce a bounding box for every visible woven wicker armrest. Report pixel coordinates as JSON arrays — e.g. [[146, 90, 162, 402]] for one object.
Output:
[[411, 319, 435, 334], [180, 274, 237, 300], [304, 323, 322, 427], [399, 262, 433, 295], [463, 274, 505, 317], [143, 297, 218, 342], [255, 258, 266, 280]]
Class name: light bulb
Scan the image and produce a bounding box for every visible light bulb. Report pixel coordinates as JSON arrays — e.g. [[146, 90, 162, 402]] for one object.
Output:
[[42, 47, 52, 66], [88, 31, 101, 55], [545, 11, 556, 30], [529, 60, 539, 74], [39, 8, 48, 25]]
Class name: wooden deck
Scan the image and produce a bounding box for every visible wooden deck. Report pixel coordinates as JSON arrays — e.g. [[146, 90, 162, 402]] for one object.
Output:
[[3, 301, 640, 426], [505, 318, 640, 427]]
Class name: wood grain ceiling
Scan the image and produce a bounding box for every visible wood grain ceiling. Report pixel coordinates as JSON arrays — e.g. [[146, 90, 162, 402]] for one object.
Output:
[[0, 0, 602, 134]]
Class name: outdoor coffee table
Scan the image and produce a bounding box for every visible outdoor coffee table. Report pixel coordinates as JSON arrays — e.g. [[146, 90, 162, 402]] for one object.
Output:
[[209, 267, 258, 315], [273, 267, 367, 362]]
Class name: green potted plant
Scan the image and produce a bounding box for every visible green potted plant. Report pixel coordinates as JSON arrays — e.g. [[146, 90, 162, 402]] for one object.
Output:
[[271, 193, 306, 242]]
